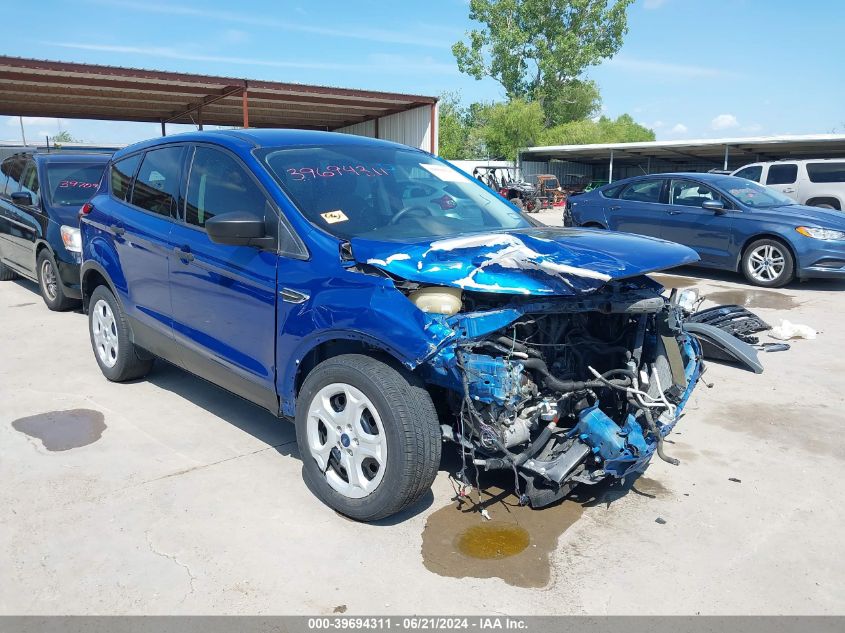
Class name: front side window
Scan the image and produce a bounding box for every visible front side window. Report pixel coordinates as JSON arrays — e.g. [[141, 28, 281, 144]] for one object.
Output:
[[734, 165, 762, 183], [110, 154, 143, 202], [130, 146, 184, 217], [669, 180, 721, 207], [19, 162, 40, 204], [806, 162, 845, 183], [766, 164, 797, 185], [257, 144, 529, 241], [619, 179, 664, 203], [185, 147, 267, 228], [715, 176, 795, 209], [46, 163, 106, 206]]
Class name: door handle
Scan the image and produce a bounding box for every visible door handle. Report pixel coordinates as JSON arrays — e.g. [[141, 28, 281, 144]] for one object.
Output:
[[609, 205, 621, 211], [782, 187, 796, 193], [667, 210, 682, 215], [173, 246, 194, 262], [110, 224, 125, 236]]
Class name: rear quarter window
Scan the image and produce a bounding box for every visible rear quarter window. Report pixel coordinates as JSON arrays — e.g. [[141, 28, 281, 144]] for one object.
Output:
[[600, 183, 625, 198], [806, 162, 845, 183], [766, 164, 797, 185]]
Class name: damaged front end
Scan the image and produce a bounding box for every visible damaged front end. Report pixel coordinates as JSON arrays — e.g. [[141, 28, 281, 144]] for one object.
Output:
[[425, 284, 701, 507], [353, 229, 704, 508]]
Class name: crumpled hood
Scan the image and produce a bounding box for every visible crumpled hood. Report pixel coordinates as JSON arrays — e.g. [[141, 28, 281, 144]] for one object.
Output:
[[351, 227, 700, 295]]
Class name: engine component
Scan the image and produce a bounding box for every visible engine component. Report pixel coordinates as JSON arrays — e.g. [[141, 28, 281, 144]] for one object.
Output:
[[408, 286, 462, 316]]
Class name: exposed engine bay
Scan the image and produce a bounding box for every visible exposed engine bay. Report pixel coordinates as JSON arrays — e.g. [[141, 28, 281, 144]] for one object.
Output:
[[418, 279, 702, 508]]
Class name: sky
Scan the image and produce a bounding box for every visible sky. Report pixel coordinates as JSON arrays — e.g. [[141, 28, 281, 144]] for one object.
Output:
[[1, 0, 843, 146]]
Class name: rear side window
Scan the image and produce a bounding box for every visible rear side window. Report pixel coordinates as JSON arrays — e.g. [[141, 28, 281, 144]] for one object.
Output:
[[766, 164, 797, 185], [2, 157, 25, 195], [734, 165, 762, 183], [185, 147, 267, 227], [806, 162, 845, 183], [601, 183, 625, 198], [620, 179, 663, 203], [130, 147, 184, 217], [110, 154, 142, 201]]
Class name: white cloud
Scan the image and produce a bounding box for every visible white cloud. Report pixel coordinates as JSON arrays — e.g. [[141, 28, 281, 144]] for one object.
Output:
[[643, 0, 668, 8], [86, 0, 452, 49], [606, 56, 741, 79], [711, 114, 740, 130], [651, 120, 664, 129], [669, 123, 688, 134]]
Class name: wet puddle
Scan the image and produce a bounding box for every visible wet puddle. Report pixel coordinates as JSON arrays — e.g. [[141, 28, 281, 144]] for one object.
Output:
[[705, 288, 798, 310], [12, 409, 106, 451], [649, 273, 700, 290], [421, 485, 584, 588]]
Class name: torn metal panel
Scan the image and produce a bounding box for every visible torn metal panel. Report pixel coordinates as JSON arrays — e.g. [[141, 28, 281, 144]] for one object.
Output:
[[350, 227, 700, 296]]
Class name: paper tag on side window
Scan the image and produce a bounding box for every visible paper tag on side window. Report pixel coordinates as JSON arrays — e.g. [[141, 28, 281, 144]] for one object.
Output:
[[320, 210, 349, 224], [419, 163, 464, 182]]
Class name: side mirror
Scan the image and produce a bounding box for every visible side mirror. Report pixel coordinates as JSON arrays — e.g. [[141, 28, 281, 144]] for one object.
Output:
[[11, 191, 33, 206], [702, 199, 726, 214], [206, 211, 274, 249]]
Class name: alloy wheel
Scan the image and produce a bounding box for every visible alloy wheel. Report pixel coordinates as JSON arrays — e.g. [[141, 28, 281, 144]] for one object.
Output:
[[748, 244, 786, 283], [91, 299, 119, 368], [40, 258, 58, 301]]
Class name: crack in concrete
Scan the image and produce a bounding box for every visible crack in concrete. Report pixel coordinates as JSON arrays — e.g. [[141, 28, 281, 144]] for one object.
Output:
[[145, 531, 197, 603]]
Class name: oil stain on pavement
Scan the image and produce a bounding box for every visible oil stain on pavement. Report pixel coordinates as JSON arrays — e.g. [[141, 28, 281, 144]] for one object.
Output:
[[12, 409, 106, 451], [421, 485, 584, 588]]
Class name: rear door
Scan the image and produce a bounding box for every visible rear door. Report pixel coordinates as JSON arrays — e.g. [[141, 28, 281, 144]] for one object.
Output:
[[0, 156, 39, 273], [764, 163, 799, 201], [606, 177, 667, 237], [662, 178, 736, 267], [109, 146, 184, 357], [168, 144, 279, 411]]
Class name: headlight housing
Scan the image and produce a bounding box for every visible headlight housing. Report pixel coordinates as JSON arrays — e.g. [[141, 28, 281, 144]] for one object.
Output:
[[796, 226, 845, 240], [60, 225, 82, 253]]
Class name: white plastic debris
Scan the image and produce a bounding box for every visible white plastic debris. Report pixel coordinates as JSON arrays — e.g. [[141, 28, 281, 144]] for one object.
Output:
[[769, 319, 817, 340]]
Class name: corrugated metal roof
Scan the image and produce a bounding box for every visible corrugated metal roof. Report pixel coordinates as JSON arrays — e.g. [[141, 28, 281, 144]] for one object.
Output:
[[0, 56, 437, 130], [521, 134, 845, 163]]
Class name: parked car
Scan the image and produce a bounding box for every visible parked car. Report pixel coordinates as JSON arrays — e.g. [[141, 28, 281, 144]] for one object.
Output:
[[566, 172, 845, 287], [0, 151, 110, 309], [80, 130, 703, 521], [732, 159, 845, 210]]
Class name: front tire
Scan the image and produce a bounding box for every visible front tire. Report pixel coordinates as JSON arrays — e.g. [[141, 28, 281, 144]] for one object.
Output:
[[37, 249, 78, 311], [296, 354, 441, 521], [88, 285, 153, 381], [741, 238, 794, 287]]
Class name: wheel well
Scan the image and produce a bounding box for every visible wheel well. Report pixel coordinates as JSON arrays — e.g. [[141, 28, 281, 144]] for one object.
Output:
[[805, 197, 841, 210], [739, 234, 796, 272], [293, 339, 404, 400], [582, 221, 605, 229], [81, 269, 110, 309], [35, 242, 50, 258]]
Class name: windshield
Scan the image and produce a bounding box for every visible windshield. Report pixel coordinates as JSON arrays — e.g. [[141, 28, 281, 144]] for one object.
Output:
[[257, 144, 529, 241], [46, 163, 106, 206], [714, 176, 795, 209]]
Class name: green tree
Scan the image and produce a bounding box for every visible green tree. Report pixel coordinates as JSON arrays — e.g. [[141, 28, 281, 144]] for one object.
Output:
[[438, 92, 470, 160], [452, 0, 633, 124], [51, 130, 79, 146], [539, 113, 655, 146], [477, 98, 545, 161]]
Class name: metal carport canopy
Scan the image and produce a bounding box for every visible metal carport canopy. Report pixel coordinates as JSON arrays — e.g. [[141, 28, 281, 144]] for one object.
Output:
[[521, 134, 845, 164], [0, 55, 437, 144]]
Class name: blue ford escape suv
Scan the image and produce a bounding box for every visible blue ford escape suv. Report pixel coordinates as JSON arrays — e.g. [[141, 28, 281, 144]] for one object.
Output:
[[80, 130, 703, 521]]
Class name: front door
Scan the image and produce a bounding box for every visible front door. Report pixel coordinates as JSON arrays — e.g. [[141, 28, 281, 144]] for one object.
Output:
[[662, 178, 736, 267], [168, 145, 279, 412], [607, 177, 667, 238]]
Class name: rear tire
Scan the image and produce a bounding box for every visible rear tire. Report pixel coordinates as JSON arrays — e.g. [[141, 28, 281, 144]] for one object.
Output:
[[296, 354, 441, 522], [88, 285, 153, 381], [741, 238, 794, 288], [37, 249, 78, 311], [0, 261, 17, 281]]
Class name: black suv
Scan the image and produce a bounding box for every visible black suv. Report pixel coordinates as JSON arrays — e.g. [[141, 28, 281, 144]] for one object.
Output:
[[0, 151, 110, 309]]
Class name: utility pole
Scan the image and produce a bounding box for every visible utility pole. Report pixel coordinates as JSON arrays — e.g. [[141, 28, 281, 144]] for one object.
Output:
[[19, 116, 27, 146]]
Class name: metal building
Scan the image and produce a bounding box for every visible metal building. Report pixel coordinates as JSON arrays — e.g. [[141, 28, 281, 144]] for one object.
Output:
[[0, 56, 438, 153], [520, 134, 845, 185]]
